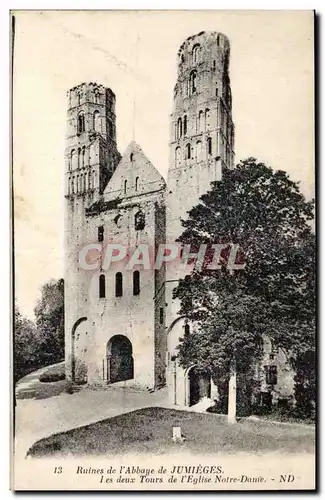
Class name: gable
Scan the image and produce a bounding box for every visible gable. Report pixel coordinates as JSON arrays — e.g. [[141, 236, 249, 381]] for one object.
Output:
[[103, 141, 166, 202]]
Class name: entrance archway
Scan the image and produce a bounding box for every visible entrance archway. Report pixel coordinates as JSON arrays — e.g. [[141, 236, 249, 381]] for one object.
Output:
[[107, 335, 134, 383], [187, 367, 211, 406]]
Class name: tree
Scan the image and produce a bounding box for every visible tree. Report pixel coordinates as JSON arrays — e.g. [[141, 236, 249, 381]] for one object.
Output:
[[34, 278, 65, 366], [14, 304, 39, 382], [174, 158, 315, 421]]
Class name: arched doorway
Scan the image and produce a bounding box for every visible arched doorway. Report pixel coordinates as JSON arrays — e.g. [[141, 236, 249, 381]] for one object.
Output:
[[107, 335, 134, 383], [187, 367, 211, 406]]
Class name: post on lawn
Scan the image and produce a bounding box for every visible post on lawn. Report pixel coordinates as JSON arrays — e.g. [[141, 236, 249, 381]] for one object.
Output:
[[228, 356, 237, 424]]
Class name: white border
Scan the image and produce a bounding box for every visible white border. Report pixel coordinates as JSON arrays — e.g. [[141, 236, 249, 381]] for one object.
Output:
[[2, 2, 323, 499]]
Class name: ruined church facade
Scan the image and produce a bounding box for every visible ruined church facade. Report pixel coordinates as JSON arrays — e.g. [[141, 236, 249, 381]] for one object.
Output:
[[64, 31, 295, 407]]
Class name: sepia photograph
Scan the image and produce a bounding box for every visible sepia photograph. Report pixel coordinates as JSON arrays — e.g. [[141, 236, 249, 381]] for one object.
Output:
[[11, 9, 315, 491]]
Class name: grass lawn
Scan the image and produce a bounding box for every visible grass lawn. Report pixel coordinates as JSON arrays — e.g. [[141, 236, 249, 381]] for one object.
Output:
[[27, 407, 315, 458]]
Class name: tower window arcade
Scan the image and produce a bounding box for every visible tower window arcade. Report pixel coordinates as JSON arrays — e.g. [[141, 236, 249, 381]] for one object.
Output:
[[192, 44, 201, 65], [189, 70, 197, 95], [77, 112, 85, 134]]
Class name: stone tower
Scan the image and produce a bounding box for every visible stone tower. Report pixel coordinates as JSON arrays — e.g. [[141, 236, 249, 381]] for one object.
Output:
[[64, 82, 120, 201], [64, 82, 121, 380], [167, 31, 235, 249], [166, 32, 235, 405]]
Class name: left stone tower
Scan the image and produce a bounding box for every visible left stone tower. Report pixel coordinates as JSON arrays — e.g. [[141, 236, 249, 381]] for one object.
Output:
[[64, 82, 121, 381], [65, 82, 120, 200]]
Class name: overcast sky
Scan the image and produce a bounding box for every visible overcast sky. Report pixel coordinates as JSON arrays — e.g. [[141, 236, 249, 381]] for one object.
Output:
[[13, 10, 314, 318]]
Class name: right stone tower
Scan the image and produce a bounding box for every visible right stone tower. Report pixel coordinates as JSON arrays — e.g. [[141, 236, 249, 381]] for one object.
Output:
[[166, 31, 235, 405], [167, 31, 235, 248]]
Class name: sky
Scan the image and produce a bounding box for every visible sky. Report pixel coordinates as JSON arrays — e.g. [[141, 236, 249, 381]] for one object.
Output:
[[13, 10, 314, 319]]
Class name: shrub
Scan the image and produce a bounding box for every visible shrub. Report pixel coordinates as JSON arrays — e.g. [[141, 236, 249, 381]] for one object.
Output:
[[39, 363, 65, 383]]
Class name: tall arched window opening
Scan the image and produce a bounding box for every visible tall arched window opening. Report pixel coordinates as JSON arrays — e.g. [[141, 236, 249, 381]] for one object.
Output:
[[71, 149, 76, 170], [133, 271, 140, 296], [183, 115, 187, 135], [99, 274, 106, 298], [192, 44, 200, 64], [93, 110, 101, 132], [124, 179, 127, 195], [135, 176, 139, 191], [189, 70, 197, 95], [207, 137, 212, 155], [78, 148, 81, 169], [115, 272, 123, 297], [177, 117, 182, 139], [186, 143, 191, 160], [198, 110, 204, 133], [77, 113, 85, 134]]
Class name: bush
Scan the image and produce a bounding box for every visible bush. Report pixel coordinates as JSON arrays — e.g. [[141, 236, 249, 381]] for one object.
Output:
[[64, 381, 75, 394], [39, 363, 65, 383]]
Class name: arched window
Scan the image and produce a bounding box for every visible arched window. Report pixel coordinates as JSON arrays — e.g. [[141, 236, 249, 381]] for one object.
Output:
[[130, 153, 134, 162], [213, 60, 216, 71], [186, 143, 191, 160], [68, 176, 71, 195], [77, 113, 85, 134], [115, 272, 123, 297], [175, 146, 181, 165], [135, 211, 145, 230], [192, 44, 200, 64], [184, 322, 190, 335], [71, 149, 77, 170], [94, 90, 100, 103], [133, 270, 140, 296], [124, 179, 127, 195], [198, 110, 204, 133], [207, 137, 212, 155], [177, 117, 182, 139], [189, 70, 197, 95], [78, 148, 81, 169], [99, 274, 106, 298], [135, 176, 139, 191], [183, 115, 187, 135], [216, 87, 219, 97], [93, 110, 101, 132], [72, 176, 75, 194]]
